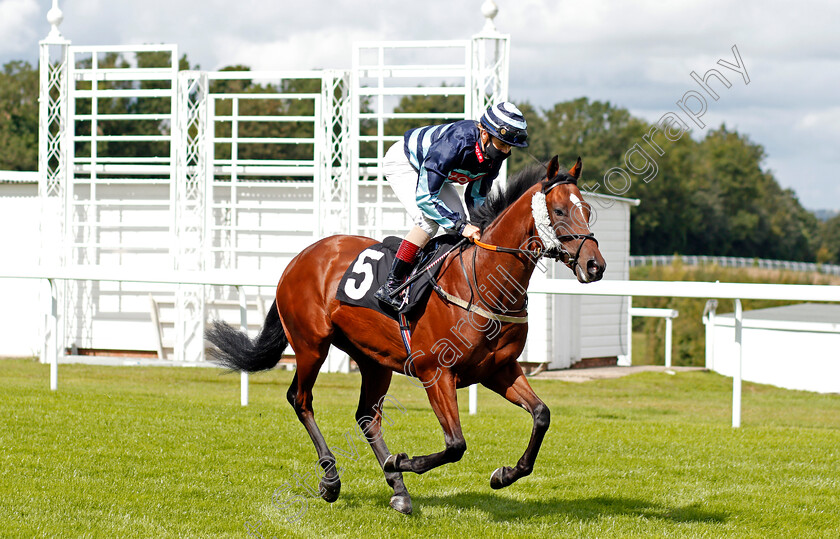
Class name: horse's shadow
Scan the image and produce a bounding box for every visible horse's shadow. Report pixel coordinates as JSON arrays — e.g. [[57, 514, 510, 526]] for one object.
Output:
[[405, 492, 728, 523]]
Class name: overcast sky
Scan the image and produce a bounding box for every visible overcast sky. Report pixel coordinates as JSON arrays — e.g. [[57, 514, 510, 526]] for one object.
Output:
[[2, 0, 838, 210]]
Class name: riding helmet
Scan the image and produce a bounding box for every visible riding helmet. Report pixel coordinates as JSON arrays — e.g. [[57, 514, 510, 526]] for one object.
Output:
[[480, 102, 528, 147]]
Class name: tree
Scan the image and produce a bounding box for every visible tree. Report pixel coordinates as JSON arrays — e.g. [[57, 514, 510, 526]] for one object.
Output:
[[385, 89, 465, 138], [817, 214, 840, 264], [521, 97, 647, 179], [209, 66, 322, 171], [0, 61, 39, 170], [690, 126, 817, 260], [73, 51, 198, 161], [507, 100, 818, 261]]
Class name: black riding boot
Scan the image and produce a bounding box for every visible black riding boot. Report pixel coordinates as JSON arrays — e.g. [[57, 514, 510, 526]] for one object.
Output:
[[374, 256, 415, 310]]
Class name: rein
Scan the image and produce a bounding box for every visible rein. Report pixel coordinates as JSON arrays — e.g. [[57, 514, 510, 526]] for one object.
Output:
[[431, 241, 529, 324], [472, 232, 598, 267], [388, 238, 468, 300], [429, 170, 599, 324], [472, 238, 541, 257]]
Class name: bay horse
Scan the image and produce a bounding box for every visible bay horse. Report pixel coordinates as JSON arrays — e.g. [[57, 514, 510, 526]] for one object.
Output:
[[206, 155, 606, 515]]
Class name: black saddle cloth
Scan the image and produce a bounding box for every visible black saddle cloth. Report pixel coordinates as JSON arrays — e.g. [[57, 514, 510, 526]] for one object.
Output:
[[335, 235, 462, 320]]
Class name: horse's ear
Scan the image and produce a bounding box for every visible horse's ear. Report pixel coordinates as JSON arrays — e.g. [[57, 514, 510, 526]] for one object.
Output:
[[546, 155, 560, 180], [569, 156, 582, 180]]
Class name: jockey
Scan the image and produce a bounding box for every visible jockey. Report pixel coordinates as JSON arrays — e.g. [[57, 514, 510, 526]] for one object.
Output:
[[374, 101, 529, 310]]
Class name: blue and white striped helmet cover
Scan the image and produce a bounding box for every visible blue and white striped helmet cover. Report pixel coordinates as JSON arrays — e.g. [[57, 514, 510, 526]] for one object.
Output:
[[480, 102, 528, 147]]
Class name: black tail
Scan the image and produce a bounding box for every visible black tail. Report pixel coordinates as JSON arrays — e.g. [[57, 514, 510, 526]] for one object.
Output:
[[206, 300, 289, 372]]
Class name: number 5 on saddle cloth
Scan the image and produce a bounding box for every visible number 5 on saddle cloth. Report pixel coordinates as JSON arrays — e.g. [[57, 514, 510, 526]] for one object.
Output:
[[336, 235, 463, 354]]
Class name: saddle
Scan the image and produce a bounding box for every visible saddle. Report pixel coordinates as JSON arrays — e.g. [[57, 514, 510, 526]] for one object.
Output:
[[335, 235, 462, 321]]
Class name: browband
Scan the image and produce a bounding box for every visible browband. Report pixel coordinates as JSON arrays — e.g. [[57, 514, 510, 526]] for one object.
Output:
[[542, 173, 577, 193]]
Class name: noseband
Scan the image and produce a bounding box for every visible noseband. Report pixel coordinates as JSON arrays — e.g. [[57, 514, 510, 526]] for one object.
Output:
[[532, 175, 598, 274]]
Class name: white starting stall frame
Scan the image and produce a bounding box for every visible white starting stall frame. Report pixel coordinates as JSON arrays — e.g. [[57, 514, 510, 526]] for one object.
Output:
[[704, 303, 840, 394], [36, 2, 565, 369]]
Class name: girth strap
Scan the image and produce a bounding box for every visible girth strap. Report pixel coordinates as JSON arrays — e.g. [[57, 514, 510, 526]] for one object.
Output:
[[433, 284, 528, 324], [398, 312, 412, 357]]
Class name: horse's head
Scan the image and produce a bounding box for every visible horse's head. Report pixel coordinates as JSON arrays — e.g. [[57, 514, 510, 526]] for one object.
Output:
[[532, 156, 606, 283]]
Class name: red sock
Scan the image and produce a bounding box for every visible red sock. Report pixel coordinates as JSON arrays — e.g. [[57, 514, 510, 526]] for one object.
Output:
[[396, 240, 420, 263]]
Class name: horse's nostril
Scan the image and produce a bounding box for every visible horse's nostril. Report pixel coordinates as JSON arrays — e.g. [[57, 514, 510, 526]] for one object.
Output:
[[587, 260, 601, 275]]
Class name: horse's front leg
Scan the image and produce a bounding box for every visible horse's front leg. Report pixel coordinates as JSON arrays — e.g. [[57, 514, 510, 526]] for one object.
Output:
[[383, 371, 466, 475], [481, 360, 550, 489]]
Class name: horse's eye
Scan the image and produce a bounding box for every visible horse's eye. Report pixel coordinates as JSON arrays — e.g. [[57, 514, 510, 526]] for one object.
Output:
[[553, 209, 565, 217]]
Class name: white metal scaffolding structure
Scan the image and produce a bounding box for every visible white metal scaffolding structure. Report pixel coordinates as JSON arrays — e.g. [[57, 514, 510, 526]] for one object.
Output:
[[38, 4, 71, 365], [37, 3, 510, 366], [350, 33, 510, 240], [65, 44, 180, 357]]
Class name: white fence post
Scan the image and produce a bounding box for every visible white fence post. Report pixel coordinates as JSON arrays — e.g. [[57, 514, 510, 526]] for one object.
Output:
[[148, 294, 165, 360], [703, 299, 718, 370], [732, 299, 743, 428], [469, 384, 477, 415], [629, 307, 678, 367], [48, 278, 58, 391], [629, 254, 840, 277], [619, 296, 632, 366], [237, 286, 249, 407]]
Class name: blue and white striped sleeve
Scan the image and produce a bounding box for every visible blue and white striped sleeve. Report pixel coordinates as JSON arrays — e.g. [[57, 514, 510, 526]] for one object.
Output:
[[416, 161, 462, 230], [412, 125, 466, 231]]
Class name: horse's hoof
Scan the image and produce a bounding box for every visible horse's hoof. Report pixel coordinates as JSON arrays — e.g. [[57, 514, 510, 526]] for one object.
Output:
[[389, 494, 412, 515], [319, 479, 341, 503], [383, 452, 407, 473], [490, 466, 510, 490]]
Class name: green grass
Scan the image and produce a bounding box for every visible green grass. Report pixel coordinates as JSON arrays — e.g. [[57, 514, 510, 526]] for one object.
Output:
[[631, 331, 657, 366], [2, 359, 839, 538]]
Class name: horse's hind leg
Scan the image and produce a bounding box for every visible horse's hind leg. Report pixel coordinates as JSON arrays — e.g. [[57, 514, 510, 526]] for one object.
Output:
[[480, 360, 550, 489], [285, 340, 343, 503], [352, 357, 412, 514]]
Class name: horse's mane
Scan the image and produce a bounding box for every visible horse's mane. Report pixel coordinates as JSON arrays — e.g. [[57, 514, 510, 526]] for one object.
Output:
[[471, 163, 548, 231]]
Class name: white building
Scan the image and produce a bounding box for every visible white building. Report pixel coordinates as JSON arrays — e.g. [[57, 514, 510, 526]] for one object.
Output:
[[705, 303, 840, 394], [0, 174, 41, 357]]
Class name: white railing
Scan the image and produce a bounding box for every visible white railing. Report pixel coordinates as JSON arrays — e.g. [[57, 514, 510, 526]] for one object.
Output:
[[630, 255, 840, 276], [629, 307, 679, 368], [527, 279, 840, 428], [0, 171, 39, 183], [0, 266, 277, 406], [4, 266, 840, 427]]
